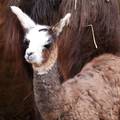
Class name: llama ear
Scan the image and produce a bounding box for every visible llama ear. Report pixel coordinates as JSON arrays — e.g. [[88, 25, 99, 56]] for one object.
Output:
[[51, 13, 71, 36], [10, 6, 36, 30]]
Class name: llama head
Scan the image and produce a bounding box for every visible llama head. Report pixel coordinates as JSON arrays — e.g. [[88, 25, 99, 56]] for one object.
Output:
[[11, 6, 71, 73]]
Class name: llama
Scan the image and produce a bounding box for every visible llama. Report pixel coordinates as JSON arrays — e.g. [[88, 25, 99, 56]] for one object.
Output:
[[11, 6, 120, 120]]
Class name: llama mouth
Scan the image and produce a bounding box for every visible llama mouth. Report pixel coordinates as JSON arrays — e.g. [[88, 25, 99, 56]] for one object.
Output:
[[25, 55, 35, 63], [25, 54, 44, 65]]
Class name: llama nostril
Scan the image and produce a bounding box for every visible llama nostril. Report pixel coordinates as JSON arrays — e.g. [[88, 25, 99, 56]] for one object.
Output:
[[27, 52, 34, 56]]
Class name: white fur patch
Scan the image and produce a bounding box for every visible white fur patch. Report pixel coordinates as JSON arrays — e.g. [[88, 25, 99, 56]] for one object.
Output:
[[10, 6, 36, 29], [24, 25, 51, 64]]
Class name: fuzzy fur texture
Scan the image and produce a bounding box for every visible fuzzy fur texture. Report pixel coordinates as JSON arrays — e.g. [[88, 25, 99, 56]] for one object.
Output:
[[58, 0, 120, 79], [34, 54, 120, 120]]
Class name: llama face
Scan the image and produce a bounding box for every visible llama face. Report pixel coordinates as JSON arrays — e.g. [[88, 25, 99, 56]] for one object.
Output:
[[24, 25, 53, 64], [11, 6, 71, 66]]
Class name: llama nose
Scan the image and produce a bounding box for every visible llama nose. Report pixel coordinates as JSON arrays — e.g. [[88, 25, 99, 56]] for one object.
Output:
[[27, 52, 34, 56]]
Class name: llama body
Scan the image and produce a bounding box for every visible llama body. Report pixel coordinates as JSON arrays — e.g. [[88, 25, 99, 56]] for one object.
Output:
[[34, 54, 120, 120]]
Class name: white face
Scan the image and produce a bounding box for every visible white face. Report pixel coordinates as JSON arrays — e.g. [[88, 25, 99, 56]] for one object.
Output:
[[24, 25, 52, 65]]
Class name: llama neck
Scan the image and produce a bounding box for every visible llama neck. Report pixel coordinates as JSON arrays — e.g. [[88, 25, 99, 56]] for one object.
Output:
[[33, 62, 62, 120]]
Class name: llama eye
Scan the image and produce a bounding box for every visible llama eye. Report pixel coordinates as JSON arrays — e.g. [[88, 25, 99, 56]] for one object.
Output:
[[24, 39, 30, 47], [44, 43, 52, 49]]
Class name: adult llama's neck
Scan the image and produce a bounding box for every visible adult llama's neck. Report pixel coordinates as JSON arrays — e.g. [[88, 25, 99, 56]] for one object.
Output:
[[33, 62, 62, 120]]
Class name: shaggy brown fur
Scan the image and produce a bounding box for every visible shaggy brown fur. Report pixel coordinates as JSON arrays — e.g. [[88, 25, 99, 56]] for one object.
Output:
[[0, 2, 42, 120], [19, 0, 35, 15], [31, 0, 61, 25], [0, 0, 20, 7], [58, 0, 120, 79], [34, 54, 120, 120], [60, 54, 120, 120]]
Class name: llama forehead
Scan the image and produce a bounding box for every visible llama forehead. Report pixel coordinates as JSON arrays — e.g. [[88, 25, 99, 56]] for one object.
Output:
[[25, 25, 51, 46]]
